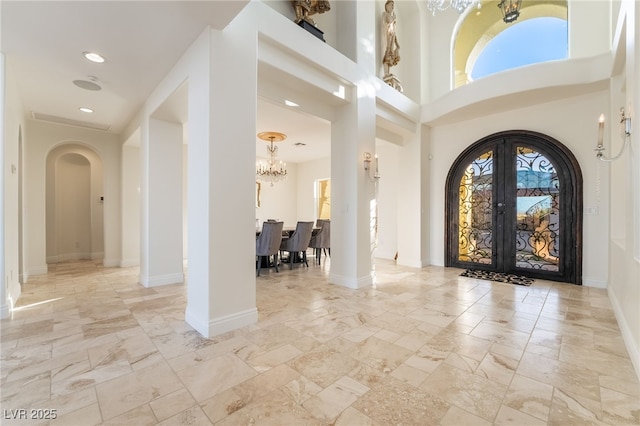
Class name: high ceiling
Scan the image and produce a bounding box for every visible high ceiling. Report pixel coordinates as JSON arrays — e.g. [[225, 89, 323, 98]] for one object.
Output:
[[1, 1, 331, 163]]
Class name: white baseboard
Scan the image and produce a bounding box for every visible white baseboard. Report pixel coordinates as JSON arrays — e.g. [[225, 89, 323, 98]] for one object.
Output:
[[139, 272, 184, 288], [102, 258, 119, 267], [608, 287, 640, 382], [27, 265, 48, 277], [328, 272, 373, 289], [49, 253, 93, 263], [374, 249, 397, 260], [185, 306, 258, 338], [395, 256, 427, 268], [581, 277, 607, 288]]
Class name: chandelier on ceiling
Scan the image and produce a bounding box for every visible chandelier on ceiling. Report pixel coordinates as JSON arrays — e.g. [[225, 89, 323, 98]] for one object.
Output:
[[256, 132, 288, 186], [497, 0, 522, 23], [426, 0, 475, 14]]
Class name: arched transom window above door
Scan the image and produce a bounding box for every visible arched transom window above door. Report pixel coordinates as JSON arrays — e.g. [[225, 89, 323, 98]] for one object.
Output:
[[453, 0, 568, 88]]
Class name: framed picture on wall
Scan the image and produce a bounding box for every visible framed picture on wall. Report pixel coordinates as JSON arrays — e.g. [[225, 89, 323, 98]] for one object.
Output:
[[256, 181, 261, 208]]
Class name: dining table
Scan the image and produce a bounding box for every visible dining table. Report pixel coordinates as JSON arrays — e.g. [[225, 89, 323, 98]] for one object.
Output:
[[255, 225, 320, 267]]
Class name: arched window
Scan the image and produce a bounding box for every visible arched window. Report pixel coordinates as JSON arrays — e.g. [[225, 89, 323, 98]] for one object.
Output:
[[453, 1, 568, 88]]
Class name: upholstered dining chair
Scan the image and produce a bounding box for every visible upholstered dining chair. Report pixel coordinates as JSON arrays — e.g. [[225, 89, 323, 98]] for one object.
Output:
[[279, 221, 314, 269], [256, 221, 284, 276], [309, 219, 330, 264]]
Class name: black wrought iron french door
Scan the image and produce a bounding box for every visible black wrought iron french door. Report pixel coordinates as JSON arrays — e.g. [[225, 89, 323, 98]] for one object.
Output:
[[446, 131, 582, 284]]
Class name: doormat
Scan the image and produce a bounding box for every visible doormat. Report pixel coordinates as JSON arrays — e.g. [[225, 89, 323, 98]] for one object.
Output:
[[460, 269, 534, 286]]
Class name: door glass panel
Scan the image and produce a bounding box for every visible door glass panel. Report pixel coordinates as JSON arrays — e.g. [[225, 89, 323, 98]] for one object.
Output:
[[514, 147, 560, 271], [458, 151, 493, 265]]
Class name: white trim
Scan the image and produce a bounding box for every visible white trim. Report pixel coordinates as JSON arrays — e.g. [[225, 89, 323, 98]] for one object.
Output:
[[582, 277, 607, 288], [608, 287, 640, 382], [396, 256, 427, 269], [328, 273, 373, 289], [102, 258, 119, 267], [185, 307, 258, 339], [27, 265, 48, 276], [139, 272, 184, 288]]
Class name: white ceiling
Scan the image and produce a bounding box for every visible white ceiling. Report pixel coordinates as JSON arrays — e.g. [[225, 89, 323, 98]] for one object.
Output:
[[1, 0, 331, 163]]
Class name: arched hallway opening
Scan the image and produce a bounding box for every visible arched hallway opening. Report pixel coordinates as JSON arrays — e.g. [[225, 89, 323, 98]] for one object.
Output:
[[46, 144, 105, 264]]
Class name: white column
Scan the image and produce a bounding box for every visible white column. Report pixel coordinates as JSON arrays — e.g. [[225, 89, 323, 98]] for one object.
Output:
[[121, 144, 140, 267], [0, 51, 7, 318], [139, 118, 184, 287], [396, 126, 429, 267], [328, 1, 378, 289], [185, 27, 258, 337]]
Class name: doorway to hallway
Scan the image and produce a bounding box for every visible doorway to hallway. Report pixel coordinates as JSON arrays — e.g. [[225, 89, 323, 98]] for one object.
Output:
[[445, 131, 583, 284]]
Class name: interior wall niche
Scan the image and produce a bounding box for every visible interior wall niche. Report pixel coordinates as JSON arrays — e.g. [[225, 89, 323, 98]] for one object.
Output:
[[46, 144, 104, 263]]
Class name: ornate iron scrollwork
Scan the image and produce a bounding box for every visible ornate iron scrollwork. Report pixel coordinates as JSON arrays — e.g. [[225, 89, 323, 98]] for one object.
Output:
[[514, 147, 560, 271], [458, 151, 494, 265]]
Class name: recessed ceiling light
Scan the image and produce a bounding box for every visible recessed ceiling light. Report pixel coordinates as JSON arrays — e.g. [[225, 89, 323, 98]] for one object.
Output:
[[79, 107, 93, 113], [83, 51, 106, 63], [73, 80, 102, 91], [285, 100, 299, 107]]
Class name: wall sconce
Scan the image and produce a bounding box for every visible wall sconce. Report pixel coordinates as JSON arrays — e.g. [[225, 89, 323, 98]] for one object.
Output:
[[595, 108, 632, 162], [363, 152, 380, 181]]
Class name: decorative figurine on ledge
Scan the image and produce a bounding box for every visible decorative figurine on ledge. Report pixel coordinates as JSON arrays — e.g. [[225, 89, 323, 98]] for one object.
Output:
[[381, 0, 403, 92], [291, 0, 331, 42]]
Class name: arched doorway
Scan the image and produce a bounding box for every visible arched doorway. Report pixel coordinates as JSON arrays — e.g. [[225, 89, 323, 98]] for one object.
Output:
[[445, 130, 582, 284], [46, 145, 104, 263]]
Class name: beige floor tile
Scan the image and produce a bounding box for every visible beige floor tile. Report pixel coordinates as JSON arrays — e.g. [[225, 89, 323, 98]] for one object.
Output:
[[494, 405, 548, 425], [352, 375, 450, 425], [100, 404, 158, 426], [3, 260, 639, 426], [420, 363, 506, 421], [302, 376, 369, 422], [149, 388, 197, 422], [95, 362, 183, 420], [334, 406, 373, 426], [475, 351, 518, 386], [176, 353, 257, 402], [216, 389, 324, 426], [503, 374, 553, 422], [156, 405, 213, 426], [50, 402, 103, 426], [439, 405, 492, 426], [281, 374, 324, 404]]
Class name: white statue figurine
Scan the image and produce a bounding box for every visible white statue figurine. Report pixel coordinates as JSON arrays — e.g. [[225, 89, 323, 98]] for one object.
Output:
[[382, 0, 400, 76]]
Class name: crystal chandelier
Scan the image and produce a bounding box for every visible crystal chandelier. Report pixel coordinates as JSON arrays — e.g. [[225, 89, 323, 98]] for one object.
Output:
[[256, 132, 287, 186], [427, 0, 475, 14]]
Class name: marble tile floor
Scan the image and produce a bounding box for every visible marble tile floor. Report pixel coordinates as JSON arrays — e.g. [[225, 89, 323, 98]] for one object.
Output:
[[1, 259, 639, 425]]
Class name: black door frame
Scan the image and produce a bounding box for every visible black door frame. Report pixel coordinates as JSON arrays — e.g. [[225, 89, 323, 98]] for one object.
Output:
[[445, 130, 583, 284]]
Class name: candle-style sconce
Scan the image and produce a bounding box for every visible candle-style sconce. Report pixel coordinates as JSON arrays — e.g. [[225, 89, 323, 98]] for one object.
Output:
[[595, 108, 632, 162], [363, 152, 380, 182]]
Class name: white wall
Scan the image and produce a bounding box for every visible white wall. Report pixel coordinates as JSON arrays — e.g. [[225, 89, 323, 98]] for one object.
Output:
[[1, 53, 26, 317], [296, 157, 330, 222], [24, 119, 121, 276], [121, 142, 140, 267], [375, 140, 399, 260], [607, 0, 639, 380], [256, 162, 299, 226]]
